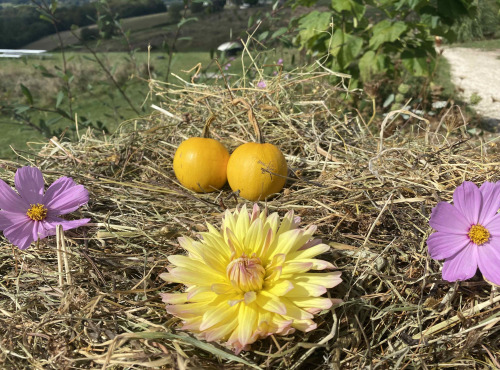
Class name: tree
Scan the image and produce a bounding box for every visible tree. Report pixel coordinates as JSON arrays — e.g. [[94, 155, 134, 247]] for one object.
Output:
[[291, 0, 477, 87]]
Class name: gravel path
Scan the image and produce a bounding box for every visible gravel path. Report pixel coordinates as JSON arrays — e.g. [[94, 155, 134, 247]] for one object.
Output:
[[443, 47, 500, 124]]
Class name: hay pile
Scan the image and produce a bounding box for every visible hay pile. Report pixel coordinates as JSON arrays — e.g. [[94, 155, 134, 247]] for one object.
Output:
[[0, 61, 499, 369]]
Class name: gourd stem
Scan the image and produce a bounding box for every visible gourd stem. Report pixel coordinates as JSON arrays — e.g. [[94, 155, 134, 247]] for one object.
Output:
[[232, 98, 264, 144], [202, 115, 216, 138]]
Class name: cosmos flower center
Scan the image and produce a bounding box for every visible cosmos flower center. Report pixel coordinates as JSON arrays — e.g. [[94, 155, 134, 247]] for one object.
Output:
[[26, 203, 48, 221], [468, 224, 490, 246], [226, 254, 265, 293]]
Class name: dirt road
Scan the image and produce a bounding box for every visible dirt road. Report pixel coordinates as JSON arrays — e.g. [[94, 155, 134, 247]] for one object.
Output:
[[443, 47, 500, 125]]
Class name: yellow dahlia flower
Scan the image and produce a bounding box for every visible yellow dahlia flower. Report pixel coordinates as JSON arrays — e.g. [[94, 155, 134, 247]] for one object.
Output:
[[160, 204, 342, 354]]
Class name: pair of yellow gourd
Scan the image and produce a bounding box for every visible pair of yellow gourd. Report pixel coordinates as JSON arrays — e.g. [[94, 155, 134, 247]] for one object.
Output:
[[173, 100, 287, 201]]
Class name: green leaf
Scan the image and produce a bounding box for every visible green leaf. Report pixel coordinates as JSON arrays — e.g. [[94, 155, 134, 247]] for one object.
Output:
[[331, 0, 365, 18], [369, 20, 407, 49], [297, 11, 331, 48], [39, 14, 53, 23], [258, 31, 269, 41], [178, 17, 198, 28], [56, 91, 64, 108], [329, 29, 363, 68], [271, 27, 288, 39], [401, 50, 432, 76], [20, 84, 33, 105], [358, 50, 387, 81]]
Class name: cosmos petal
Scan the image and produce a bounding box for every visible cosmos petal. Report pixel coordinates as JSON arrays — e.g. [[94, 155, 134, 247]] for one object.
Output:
[[485, 215, 500, 236], [441, 243, 478, 282], [478, 182, 500, 225], [0, 178, 29, 213], [429, 202, 470, 234], [3, 217, 36, 250], [452, 181, 481, 224], [477, 242, 500, 286], [44, 181, 89, 215], [427, 231, 470, 260], [15, 166, 44, 205], [0, 210, 29, 231]]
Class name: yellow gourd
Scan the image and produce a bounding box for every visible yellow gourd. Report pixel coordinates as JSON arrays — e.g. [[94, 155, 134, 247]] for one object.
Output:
[[173, 117, 229, 193], [227, 99, 287, 201]]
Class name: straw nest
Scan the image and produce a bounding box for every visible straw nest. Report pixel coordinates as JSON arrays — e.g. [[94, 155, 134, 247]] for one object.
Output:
[[0, 61, 499, 369]]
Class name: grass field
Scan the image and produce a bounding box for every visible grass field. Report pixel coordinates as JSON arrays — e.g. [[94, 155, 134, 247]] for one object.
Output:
[[0, 48, 295, 159]]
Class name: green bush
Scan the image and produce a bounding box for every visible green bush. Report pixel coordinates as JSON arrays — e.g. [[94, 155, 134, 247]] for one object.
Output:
[[290, 0, 477, 89]]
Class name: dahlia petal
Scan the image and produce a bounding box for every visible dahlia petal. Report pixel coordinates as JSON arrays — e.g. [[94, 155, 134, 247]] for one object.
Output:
[[0, 178, 30, 213], [292, 297, 333, 310], [294, 272, 342, 288], [441, 243, 478, 282], [44, 182, 89, 215], [477, 242, 500, 286], [292, 319, 317, 332], [479, 182, 500, 225], [452, 181, 481, 224], [243, 219, 265, 253], [280, 298, 314, 320], [297, 238, 322, 251], [256, 291, 287, 315], [185, 286, 214, 301], [234, 205, 250, 242], [3, 217, 36, 250], [237, 303, 257, 347], [161, 293, 189, 304], [200, 300, 235, 331], [485, 215, 500, 236], [211, 283, 234, 295], [15, 166, 44, 205], [205, 316, 238, 342], [285, 282, 327, 297], [168, 255, 226, 280], [292, 243, 330, 259], [170, 267, 226, 285], [429, 202, 470, 234], [293, 258, 335, 270], [427, 231, 470, 260], [281, 261, 314, 275], [266, 280, 294, 296]]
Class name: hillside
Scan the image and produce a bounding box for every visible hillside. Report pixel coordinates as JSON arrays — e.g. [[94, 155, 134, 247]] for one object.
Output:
[[24, 5, 295, 52]]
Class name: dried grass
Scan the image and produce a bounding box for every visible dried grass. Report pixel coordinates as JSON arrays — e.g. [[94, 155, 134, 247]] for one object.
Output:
[[0, 55, 499, 369]]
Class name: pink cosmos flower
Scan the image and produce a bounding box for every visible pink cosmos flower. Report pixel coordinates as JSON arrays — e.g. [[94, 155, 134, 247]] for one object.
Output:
[[257, 80, 267, 89], [277, 58, 283, 65], [427, 181, 500, 285], [0, 166, 90, 250]]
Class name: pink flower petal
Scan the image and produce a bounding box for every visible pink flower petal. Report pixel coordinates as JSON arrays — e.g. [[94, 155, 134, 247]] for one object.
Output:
[[427, 231, 470, 260], [15, 167, 44, 205], [43, 216, 91, 235], [477, 241, 500, 286], [3, 217, 36, 250], [0, 178, 29, 213], [0, 210, 29, 231], [479, 182, 500, 225], [452, 181, 481, 225], [429, 201, 470, 234], [44, 180, 89, 215], [485, 215, 500, 236], [441, 243, 478, 282]]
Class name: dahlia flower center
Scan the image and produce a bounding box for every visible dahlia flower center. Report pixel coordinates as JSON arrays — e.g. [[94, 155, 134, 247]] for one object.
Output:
[[26, 203, 48, 221], [226, 254, 265, 292], [468, 224, 490, 246]]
